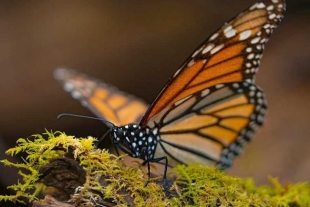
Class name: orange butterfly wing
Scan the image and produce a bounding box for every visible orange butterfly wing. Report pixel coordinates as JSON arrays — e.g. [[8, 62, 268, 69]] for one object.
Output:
[[140, 0, 285, 126], [54, 68, 149, 126], [152, 82, 267, 168]]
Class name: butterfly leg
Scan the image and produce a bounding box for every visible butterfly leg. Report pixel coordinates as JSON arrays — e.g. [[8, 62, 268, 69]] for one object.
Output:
[[141, 160, 148, 166], [149, 156, 169, 196], [140, 147, 152, 188], [144, 160, 151, 187]]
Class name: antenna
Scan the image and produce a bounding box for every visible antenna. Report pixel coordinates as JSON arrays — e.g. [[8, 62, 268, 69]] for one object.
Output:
[[57, 113, 115, 128], [96, 128, 112, 148]]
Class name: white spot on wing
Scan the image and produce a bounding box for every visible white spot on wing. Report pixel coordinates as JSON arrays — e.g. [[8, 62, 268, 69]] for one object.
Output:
[[224, 25, 232, 33], [256, 2, 266, 9], [192, 46, 204, 57], [251, 37, 261, 44], [187, 59, 195, 67], [81, 100, 88, 107], [71, 90, 81, 99], [202, 44, 215, 54], [267, 5, 274, 11], [201, 88, 210, 97], [232, 83, 239, 88], [269, 13, 276, 20], [175, 95, 191, 106], [209, 33, 219, 41], [257, 92, 262, 97], [249, 86, 256, 91], [64, 82, 74, 92], [239, 30, 252, 40], [210, 44, 224, 54], [247, 53, 254, 60], [215, 84, 224, 89], [225, 29, 236, 38], [53, 68, 67, 80], [249, 3, 257, 10], [173, 68, 182, 78], [264, 24, 271, 29]]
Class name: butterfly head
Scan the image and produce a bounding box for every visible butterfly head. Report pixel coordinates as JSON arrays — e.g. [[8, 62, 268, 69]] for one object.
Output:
[[110, 124, 159, 159], [111, 125, 134, 144], [110, 124, 140, 156]]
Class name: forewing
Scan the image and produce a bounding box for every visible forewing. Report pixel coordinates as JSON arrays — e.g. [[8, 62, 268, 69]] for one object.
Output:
[[54, 68, 149, 126], [141, 0, 285, 125]]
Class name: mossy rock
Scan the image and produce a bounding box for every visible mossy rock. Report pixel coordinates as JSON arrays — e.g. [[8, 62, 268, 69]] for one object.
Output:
[[0, 131, 309, 207]]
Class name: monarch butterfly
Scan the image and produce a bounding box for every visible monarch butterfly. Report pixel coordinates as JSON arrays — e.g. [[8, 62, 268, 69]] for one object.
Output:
[[54, 0, 285, 193]]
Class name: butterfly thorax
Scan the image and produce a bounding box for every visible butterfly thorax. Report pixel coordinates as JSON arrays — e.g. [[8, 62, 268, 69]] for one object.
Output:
[[111, 124, 160, 160]]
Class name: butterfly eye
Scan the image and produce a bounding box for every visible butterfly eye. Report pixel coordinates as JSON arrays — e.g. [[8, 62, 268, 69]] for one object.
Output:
[[116, 128, 123, 136]]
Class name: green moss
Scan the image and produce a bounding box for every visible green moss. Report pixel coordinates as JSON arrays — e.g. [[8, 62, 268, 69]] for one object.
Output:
[[172, 165, 310, 207], [0, 131, 309, 206]]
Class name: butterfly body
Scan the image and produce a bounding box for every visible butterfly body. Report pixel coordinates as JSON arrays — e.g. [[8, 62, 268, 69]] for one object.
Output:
[[55, 0, 285, 193], [111, 125, 159, 160]]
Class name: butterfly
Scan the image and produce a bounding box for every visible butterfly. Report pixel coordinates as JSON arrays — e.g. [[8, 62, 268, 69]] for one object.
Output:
[[54, 0, 285, 193]]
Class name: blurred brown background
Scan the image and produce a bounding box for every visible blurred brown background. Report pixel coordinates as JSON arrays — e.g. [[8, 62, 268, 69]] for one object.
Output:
[[0, 0, 309, 206]]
